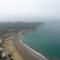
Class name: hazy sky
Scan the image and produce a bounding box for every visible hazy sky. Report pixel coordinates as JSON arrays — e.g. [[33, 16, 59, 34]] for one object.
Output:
[[0, 0, 60, 21]]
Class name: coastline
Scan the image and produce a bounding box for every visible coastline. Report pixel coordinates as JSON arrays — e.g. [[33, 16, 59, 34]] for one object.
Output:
[[21, 40, 48, 60], [3, 30, 48, 60], [13, 33, 48, 60]]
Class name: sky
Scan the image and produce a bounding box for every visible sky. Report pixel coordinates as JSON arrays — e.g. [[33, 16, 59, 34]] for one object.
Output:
[[0, 0, 60, 22]]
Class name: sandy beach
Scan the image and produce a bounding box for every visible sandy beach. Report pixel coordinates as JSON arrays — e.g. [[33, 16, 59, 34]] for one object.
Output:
[[13, 32, 48, 60], [3, 31, 48, 60], [4, 35, 24, 60]]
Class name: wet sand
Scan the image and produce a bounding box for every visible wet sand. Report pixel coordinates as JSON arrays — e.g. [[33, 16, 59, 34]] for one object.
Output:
[[13, 33, 48, 60]]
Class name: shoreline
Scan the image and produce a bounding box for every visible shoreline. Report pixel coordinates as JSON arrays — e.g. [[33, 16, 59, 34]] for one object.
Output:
[[3, 30, 48, 60], [14, 33, 48, 60], [21, 40, 48, 60]]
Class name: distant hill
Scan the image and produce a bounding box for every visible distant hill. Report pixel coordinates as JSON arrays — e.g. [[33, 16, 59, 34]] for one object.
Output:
[[0, 22, 44, 35]]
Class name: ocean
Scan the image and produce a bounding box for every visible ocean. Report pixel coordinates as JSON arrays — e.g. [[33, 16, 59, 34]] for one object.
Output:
[[23, 20, 60, 60]]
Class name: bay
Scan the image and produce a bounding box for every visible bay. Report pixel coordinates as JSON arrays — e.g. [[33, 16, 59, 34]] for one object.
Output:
[[23, 20, 60, 60]]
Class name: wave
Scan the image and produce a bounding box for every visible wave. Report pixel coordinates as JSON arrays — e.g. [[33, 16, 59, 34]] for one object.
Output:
[[19, 39, 48, 60]]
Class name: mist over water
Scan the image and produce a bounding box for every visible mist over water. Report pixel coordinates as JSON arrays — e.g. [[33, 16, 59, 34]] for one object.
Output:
[[23, 19, 60, 59]]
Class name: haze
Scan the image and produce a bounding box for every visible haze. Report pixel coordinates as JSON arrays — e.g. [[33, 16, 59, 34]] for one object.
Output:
[[0, 0, 60, 22]]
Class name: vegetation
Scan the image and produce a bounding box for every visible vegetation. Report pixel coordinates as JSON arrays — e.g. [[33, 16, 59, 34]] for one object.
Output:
[[0, 22, 44, 37]]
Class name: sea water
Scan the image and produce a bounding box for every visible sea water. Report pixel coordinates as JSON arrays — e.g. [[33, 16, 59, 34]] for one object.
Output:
[[23, 20, 60, 60]]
